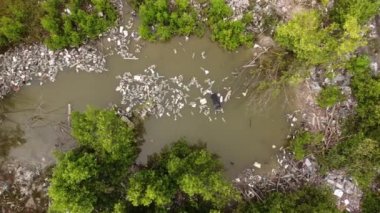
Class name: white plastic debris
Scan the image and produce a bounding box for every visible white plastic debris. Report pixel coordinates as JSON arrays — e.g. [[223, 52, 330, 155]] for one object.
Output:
[[201, 51, 206, 59], [344, 199, 350, 205], [200, 98, 207, 105], [133, 75, 142, 81], [304, 158, 312, 167], [242, 89, 248, 97], [272, 145, 276, 149], [253, 44, 261, 49], [334, 189, 344, 198], [253, 162, 261, 169]]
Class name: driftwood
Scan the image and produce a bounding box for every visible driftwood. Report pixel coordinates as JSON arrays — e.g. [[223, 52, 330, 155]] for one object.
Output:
[[234, 150, 321, 201]]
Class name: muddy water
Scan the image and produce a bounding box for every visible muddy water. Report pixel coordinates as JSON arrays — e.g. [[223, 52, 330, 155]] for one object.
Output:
[[2, 36, 292, 177]]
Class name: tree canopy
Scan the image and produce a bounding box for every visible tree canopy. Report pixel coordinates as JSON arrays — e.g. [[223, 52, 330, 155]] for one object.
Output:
[[48, 108, 140, 212], [127, 140, 241, 211], [41, 0, 118, 49]]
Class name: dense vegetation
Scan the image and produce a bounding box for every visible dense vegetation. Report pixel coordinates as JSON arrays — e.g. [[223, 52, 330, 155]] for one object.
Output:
[[0, 0, 44, 51], [127, 140, 240, 211], [0, 0, 117, 51], [275, 9, 366, 65], [244, 186, 339, 212], [138, 0, 201, 41], [135, 0, 253, 50], [41, 0, 118, 50], [207, 0, 253, 50], [48, 108, 140, 212]]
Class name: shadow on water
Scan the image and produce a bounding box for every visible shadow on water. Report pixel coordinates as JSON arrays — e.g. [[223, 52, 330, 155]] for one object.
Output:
[[0, 113, 26, 163]]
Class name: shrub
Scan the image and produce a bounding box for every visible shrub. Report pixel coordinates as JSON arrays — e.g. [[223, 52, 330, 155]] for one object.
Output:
[[275, 10, 337, 65], [41, 0, 118, 50], [362, 190, 380, 213], [275, 10, 366, 65], [317, 85, 345, 108], [245, 186, 339, 212], [208, 0, 253, 50], [290, 131, 324, 160], [127, 139, 241, 211], [321, 133, 380, 188], [0, 0, 43, 50], [330, 0, 380, 25], [348, 56, 380, 136], [49, 108, 140, 212], [138, 0, 201, 41]]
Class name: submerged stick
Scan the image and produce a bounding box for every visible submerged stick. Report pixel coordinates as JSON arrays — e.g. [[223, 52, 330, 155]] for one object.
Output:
[[67, 104, 72, 126]]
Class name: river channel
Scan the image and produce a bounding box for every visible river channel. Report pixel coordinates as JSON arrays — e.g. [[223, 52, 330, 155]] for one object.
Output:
[[0, 11, 293, 178]]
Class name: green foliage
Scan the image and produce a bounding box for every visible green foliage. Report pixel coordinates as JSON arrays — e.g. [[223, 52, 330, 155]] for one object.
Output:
[[208, 0, 253, 50], [348, 56, 380, 135], [41, 0, 117, 50], [330, 0, 380, 25], [321, 134, 380, 188], [71, 108, 139, 164], [49, 151, 99, 213], [138, 0, 201, 41], [275, 10, 366, 65], [245, 186, 339, 212], [317, 85, 345, 108], [275, 10, 337, 65], [0, 0, 43, 50], [290, 131, 324, 160], [49, 108, 140, 212], [127, 139, 241, 210], [362, 190, 380, 213]]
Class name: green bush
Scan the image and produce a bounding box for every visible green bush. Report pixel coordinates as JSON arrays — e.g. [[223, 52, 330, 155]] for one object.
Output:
[[362, 190, 380, 213], [127, 139, 241, 211], [321, 133, 380, 188], [49, 108, 140, 212], [330, 0, 380, 25], [317, 85, 345, 108], [348, 56, 380, 136], [0, 0, 43, 50], [290, 131, 324, 160], [41, 0, 118, 50], [138, 0, 201, 41], [275, 10, 366, 65], [208, 0, 253, 50], [275, 10, 337, 65], [245, 186, 339, 212]]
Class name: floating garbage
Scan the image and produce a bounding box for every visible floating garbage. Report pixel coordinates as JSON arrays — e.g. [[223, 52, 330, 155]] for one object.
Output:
[[116, 65, 234, 120], [253, 162, 262, 169], [0, 44, 108, 98]]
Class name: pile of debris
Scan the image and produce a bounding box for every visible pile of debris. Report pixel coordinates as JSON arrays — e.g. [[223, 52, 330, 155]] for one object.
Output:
[[234, 149, 321, 200], [0, 161, 49, 212], [227, 0, 250, 20], [0, 44, 108, 99], [325, 170, 363, 212], [293, 67, 356, 146], [116, 65, 232, 121], [104, 16, 142, 60]]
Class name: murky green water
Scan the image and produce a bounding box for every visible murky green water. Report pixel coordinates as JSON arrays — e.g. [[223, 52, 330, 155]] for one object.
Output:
[[1, 12, 292, 177]]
